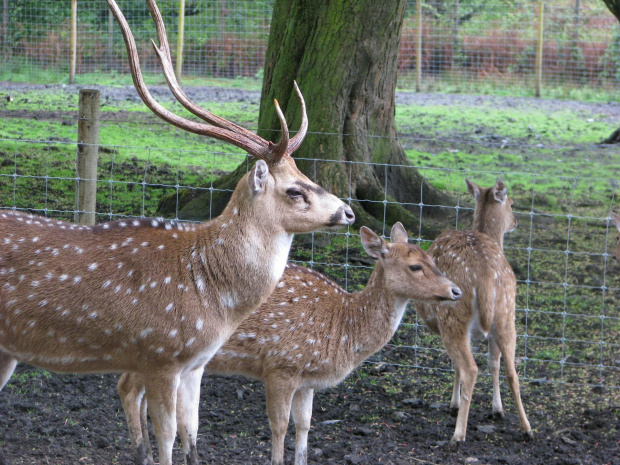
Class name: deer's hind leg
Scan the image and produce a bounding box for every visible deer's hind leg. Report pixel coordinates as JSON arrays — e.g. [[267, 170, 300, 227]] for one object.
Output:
[[441, 326, 479, 446], [488, 335, 504, 419], [495, 321, 532, 438]]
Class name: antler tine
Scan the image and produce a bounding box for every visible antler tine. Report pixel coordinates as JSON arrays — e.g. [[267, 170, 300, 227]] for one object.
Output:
[[145, 0, 266, 150], [107, 0, 282, 161], [270, 99, 290, 163], [285, 81, 308, 155]]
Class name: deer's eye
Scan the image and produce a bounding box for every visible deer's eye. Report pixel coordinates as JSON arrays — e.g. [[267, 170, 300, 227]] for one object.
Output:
[[409, 265, 422, 272], [286, 188, 305, 200]]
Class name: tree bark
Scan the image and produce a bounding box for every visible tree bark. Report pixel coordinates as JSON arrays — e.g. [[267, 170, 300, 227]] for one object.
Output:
[[162, 0, 454, 235]]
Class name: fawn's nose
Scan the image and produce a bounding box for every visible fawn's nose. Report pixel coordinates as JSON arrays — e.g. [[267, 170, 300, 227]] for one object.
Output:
[[451, 285, 462, 300]]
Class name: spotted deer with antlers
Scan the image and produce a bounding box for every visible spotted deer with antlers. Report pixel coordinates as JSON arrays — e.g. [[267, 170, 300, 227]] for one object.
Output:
[[0, 1, 354, 464], [416, 179, 533, 446], [118, 223, 462, 465]]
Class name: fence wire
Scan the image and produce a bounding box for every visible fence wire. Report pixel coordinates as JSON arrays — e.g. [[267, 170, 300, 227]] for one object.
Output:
[[1, 0, 619, 93], [0, 114, 618, 389]]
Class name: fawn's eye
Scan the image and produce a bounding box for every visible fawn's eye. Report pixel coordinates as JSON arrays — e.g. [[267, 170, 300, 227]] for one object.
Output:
[[409, 265, 422, 272], [286, 188, 304, 200]]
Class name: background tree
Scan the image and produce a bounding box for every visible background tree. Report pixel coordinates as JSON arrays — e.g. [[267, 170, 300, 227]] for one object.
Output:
[[167, 0, 454, 235], [601, 0, 620, 143]]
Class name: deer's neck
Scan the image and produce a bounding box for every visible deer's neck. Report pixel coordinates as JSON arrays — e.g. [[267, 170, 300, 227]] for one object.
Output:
[[339, 263, 408, 360], [189, 204, 292, 326], [472, 211, 504, 249]]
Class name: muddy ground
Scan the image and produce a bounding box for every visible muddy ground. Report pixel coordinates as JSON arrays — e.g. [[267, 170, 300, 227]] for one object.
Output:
[[0, 83, 619, 464], [0, 362, 618, 465]]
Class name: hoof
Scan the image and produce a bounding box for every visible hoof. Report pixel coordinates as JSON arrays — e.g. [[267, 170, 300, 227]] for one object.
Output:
[[522, 429, 534, 441], [491, 410, 505, 420], [448, 438, 464, 450], [449, 407, 460, 418]]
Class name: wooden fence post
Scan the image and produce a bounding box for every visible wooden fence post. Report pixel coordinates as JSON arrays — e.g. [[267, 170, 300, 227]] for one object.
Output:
[[2, 0, 9, 58], [75, 89, 100, 226], [70, 0, 77, 84], [416, 0, 422, 92], [535, 1, 544, 98], [176, 0, 186, 79]]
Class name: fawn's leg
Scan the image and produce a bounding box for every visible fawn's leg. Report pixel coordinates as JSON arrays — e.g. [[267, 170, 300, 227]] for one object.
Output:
[[265, 376, 296, 465], [291, 388, 314, 465], [442, 330, 478, 445], [496, 323, 533, 438], [144, 372, 180, 465], [176, 366, 205, 465], [0, 351, 17, 390], [449, 367, 461, 417], [118, 373, 155, 465], [488, 335, 504, 419]]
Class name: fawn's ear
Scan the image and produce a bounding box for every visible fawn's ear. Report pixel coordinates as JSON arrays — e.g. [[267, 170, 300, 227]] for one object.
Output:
[[390, 222, 409, 244], [466, 179, 481, 201], [492, 179, 508, 203], [248, 160, 269, 196], [361, 226, 389, 259], [611, 212, 620, 231]]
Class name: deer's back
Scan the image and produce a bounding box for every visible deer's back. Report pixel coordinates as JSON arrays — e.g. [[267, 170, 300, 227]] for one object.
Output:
[[206, 264, 361, 389], [0, 212, 224, 373], [418, 230, 515, 335]]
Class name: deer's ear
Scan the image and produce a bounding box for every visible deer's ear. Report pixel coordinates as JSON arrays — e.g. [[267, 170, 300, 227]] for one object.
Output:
[[390, 222, 409, 244], [361, 226, 389, 259], [248, 160, 269, 196], [466, 179, 481, 201], [492, 179, 508, 203], [611, 212, 620, 231]]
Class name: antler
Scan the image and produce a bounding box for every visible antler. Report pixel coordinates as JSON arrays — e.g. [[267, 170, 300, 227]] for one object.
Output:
[[107, 0, 307, 164]]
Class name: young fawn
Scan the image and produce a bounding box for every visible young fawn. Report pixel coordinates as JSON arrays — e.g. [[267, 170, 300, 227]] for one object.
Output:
[[118, 223, 462, 465], [0, 2, 354, 465], [416, 179, 533, 446]]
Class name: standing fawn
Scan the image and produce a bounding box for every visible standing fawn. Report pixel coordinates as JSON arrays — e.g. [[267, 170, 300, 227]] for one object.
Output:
[[416, 179, 533, 446], [118, 223, 463, 465], [0, 1, 354, 464], [611, 212, 620, 261]]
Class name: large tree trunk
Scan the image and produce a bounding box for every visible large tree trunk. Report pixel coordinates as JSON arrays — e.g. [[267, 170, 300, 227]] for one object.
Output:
[[601, 0, 620, 144], [162, 0, 454, 235]]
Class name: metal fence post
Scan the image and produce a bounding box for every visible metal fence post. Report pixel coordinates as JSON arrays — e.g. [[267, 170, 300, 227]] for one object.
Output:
[[75, 89, 100, 226], [416, 0, 422, 92], [70, 0, 77, 84], [535, 1, 544, 98], [176, 0, 186, 79]]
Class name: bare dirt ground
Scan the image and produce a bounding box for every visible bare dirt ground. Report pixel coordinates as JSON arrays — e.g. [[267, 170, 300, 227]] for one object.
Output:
[[0, 83, 619, 464], [0, 362, 618, 465]]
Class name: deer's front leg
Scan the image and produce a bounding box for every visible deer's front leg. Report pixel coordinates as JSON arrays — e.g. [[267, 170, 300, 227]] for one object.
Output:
[[118, 373, 154, 465], [0, 350, 17, 391], [266, 376, 296, 465], [291, 388, 314, 465], [176, 366, 205, 465], [144, 373, 180, 465]]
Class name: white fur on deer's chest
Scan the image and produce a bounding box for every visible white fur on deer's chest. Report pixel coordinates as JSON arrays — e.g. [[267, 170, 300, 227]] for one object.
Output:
[[391, 297, 409, 333], [270, 233, 293, 282]]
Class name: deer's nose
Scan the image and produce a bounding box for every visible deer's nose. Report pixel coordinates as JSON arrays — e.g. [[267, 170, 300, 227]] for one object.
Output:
[[451, 285, 462, 300], [343, 205, 355, 225]]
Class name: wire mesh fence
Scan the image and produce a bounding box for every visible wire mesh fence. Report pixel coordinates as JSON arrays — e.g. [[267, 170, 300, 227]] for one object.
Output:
[[1, 0, 619, 94], [0, 108, 618, 390]]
